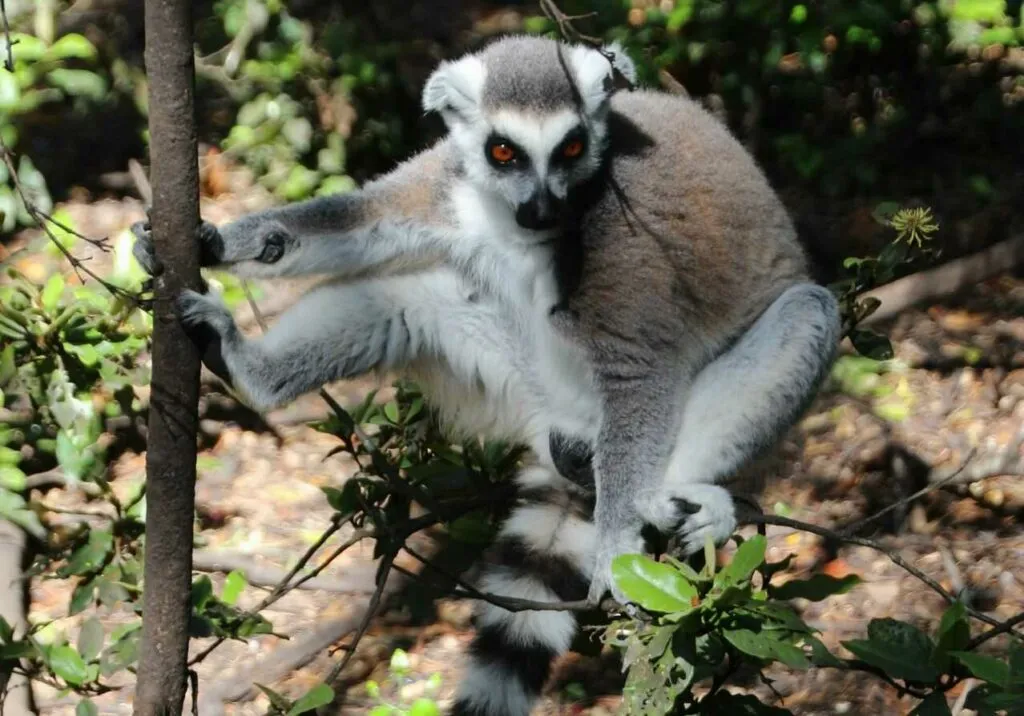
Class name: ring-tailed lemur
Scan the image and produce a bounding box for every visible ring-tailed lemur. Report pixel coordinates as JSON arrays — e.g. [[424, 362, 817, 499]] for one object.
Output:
[[132, 35, 840, 716]]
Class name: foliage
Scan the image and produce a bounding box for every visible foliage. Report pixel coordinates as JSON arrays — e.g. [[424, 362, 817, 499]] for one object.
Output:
[[1, 2, 1022, 713], [196, 0, 415, 200], [0, 30, 112, 229], [829, 202, 940, 362], [362, 648, 443, 716], [0, 223, 150, 510], [603, 535, 1022, 714], [531, 0, 1024, 203]]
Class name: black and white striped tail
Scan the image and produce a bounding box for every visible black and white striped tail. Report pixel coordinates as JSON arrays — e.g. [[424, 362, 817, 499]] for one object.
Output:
[[450, 467, 596, 716]]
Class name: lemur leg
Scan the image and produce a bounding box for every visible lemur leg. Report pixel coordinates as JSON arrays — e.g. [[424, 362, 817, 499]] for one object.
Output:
[[638, 283, 841, 553], [451, 467, 596, 716], [174, 269, 480, 412]]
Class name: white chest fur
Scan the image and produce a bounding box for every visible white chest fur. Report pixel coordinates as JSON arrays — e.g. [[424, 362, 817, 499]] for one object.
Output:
[[411, 183, 602, 462]]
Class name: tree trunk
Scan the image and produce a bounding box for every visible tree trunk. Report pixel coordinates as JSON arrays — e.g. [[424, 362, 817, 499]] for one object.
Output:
[[134, 1, 202, 714], [0, 520, 34, 715]]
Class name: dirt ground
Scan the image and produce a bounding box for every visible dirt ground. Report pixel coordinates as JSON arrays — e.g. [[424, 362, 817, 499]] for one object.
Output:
[[4, 178, 1022, 716]]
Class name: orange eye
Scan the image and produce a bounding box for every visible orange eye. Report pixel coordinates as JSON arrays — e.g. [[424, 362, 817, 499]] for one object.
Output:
[[563, 140, 584, 158], [490, 143, 516, 163]]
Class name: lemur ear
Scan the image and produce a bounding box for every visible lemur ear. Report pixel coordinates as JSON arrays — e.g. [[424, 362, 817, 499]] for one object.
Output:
[[569, 41, 637, 115], [422, 55, 486, 124]]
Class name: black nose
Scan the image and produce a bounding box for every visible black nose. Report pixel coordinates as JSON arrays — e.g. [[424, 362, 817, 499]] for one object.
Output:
[[515, 190, 562, 231]]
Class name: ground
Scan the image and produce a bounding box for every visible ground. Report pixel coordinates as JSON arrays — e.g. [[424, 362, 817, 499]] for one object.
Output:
[[3, 172, 1022, 716]]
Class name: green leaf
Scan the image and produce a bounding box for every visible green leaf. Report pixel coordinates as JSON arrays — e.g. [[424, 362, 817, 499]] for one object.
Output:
[[909, 692, 952, 716], [724, 629, 810, 669], [47, 69, 109, 102], [6, 33, 46, 62], [66, 343, 100, 367], [843, 632, 940, 684], [46, 34, 99, 61], [849, 328, 894, 360], [41, 274, 65, 311], [0, 488, 45, 539], [770, 574, 860, 602], [69, 579, 95, 615], [871, 201, 902, 225], [932, 602, 970, 671], [407, 699, 441, 716], [77, 617, 104, 662], [0, 344, 15, 386], [0, 465, 26, 491], [612, 554, 698, 613], [48, 645, 90, 686], [950, 651, 1010, 688], [714, 534, 766, 588], [221, 570, 247, 606], [76, 699, 99, 716], [255, 683, 293, 713], [286, 683, 334, 715], [1009, 644, 1024, 690], [805, 636, 844, 668], [383, 400, 400, 424], [62, 529, 113, 577], [191, 576, 215, 611]]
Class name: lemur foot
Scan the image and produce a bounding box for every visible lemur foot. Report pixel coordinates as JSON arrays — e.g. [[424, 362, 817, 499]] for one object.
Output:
[[176, 289, 235, 337], [588, 526, 646, 605], [642, 483, 737, 557], [174, 289, 235, 387]]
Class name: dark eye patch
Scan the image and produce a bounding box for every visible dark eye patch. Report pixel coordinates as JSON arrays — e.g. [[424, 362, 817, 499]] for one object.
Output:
[[552, 126, 588, 164], [485, 133, 527, 169]]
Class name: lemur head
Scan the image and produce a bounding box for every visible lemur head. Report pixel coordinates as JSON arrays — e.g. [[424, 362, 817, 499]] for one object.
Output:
[[422, 35, 636, 232]]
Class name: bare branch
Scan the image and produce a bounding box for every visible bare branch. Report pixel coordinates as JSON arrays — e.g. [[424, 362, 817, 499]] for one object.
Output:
[[963, 611, 1024, 650], [0, 141, 133, 301], [840, 448, 978, 537], [746, 513, 1023, 636], [0, 0, 14, 72], [322, 550, 397, 693]]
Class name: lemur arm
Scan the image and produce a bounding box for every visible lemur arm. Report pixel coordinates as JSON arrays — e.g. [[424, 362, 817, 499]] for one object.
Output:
[[587, 361, 688, 602], [170, 265, 496, 413], [131, 145, 461, 282], [581, 283, 841, 602]]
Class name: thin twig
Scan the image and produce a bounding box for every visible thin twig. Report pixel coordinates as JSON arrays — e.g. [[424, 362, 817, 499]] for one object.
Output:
[[963, 611, 1024, 650], [539, 0, 601, 44], [0, 141, 133, 300], [747, 513, 1021, 635], [187, 516, 363, 666], [840, 448, 977, 536], [321, 550, 397, 693], [279, 527, 372, 595], [35, 208, 111, 252], [0, 0, 14, 72]]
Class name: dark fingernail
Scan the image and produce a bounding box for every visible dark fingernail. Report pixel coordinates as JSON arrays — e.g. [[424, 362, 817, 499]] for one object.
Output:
[[672, 498, 701, 514], [259, 231, 288, 263]]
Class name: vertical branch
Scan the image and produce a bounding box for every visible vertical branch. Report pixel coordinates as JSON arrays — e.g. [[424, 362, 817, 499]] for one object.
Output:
[[134, 1, 202, 715]]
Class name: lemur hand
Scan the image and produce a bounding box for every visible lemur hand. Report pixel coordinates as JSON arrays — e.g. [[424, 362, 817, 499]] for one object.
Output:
[[130, 213, 291, 275]]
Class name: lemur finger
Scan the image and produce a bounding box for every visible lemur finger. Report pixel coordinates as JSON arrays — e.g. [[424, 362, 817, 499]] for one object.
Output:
[[175, 290, 234, 335], [196, 221, 226, 266], [257, 229, 289, 263], [130, 221, 162, 276]]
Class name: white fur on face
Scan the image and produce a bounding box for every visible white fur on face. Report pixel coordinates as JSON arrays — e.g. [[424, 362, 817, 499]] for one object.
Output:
[[421, 54, 487, 122], [490, 108, 582, 182]]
